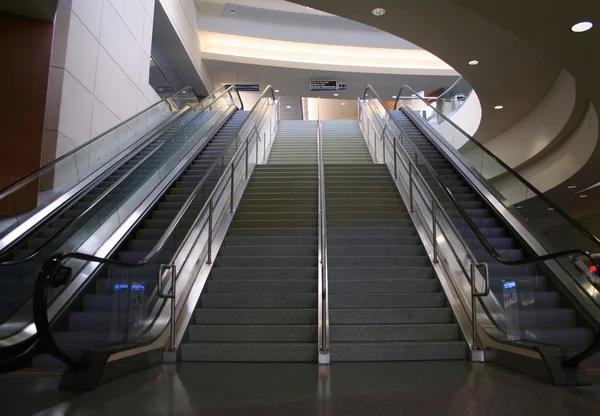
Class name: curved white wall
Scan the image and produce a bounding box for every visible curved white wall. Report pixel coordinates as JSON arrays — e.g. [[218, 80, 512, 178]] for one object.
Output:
[[436, 90, 482, 149]]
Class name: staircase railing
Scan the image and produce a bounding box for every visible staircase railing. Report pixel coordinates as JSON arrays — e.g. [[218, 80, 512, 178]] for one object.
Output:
[[317, 118, 330, 364], [361, 85, 600, 382], [31, 87, 278, 373]]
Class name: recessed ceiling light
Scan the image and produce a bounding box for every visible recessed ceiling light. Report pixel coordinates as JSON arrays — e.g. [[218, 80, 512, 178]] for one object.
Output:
[[286, 105, 291, 109], [580, 194, 588, 198], [568, 185, 577, 189], [372, 8, 386, 16], [516, 206, 523, 209], [494, 105, 504, 110], [334, 93, 339, 96], [274, 89, 280, 93], [341, 102, 346, 106], [571, 21, 593, 33], [392, 95, 397, 98], [468, 60, 479, 66], [548, 208, 555, 211], [228, 8, 237, 14]]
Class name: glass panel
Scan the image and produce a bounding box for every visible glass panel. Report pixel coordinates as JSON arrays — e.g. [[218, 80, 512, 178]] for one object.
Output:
[[0, 87, 237, 343], [41, 89, 276, 362], [363, 88, 600, 358]]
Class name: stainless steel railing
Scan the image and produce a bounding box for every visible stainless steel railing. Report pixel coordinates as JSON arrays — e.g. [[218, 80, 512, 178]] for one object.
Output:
[[317, 118, 330, 364]]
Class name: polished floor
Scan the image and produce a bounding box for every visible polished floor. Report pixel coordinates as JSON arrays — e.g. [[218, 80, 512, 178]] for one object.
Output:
[[2, 362, 599, 415]]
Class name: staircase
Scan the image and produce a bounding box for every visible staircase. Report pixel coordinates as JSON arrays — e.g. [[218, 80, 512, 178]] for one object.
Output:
[[389, 109, 593, 359], [267, 121, 318, 164], [180, 121, 319, 362], [325, 120, 466, 361], [322, 120, 373, 164]]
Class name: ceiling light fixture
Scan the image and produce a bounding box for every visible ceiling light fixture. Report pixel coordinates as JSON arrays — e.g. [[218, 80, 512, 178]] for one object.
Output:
[[392, 95, 397, 98], [516, 206, 523, 209], [275, 89, 280, 93], [468, 60, 479, 66], [580, 194, 588, 198], [568, 185, 577, 189], [372, 8, 386, 16], [228, 8, 237, 14], [548, 208, 555, 211], [571, 21, 593, 33], [334, 93, 339, 96], [494, 105, 504, 110], [286, 105, 291, 108], [341, 102, 346, 106]]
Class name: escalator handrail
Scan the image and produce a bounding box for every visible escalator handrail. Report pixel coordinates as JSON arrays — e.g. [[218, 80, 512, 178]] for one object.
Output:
[[0, 86, 192, 197], [364, 84, 600, 365], [393, 83, 600, 250], [0, 87, 241, 266], [362, 94, 600, 280], [32, 86, 275, 368], [364, 84, 600, 278]]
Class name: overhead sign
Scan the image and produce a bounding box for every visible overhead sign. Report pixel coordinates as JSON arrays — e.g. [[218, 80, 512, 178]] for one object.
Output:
[[226, 84, 260, 92], [310, 80, 337, 91]]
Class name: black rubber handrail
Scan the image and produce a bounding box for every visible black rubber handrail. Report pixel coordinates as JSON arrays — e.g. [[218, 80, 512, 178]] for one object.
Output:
[[393, 83, 600, 250], [364, 84, 600, 366], [0, 86, 193, 197], [32, 86, 275, 369], [0, 86, 241, 267]]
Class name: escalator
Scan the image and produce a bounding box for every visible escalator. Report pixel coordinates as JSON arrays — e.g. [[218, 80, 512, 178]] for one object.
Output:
[[0, 85, 245, 371], [389, 109, 594, 356], [361, 84, 600, 383], [14, 86, 279, 386]]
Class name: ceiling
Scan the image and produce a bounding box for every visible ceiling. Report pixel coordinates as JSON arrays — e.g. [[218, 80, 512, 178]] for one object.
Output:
[[288, 0, 600, 229], [203, 59, 459, 100]]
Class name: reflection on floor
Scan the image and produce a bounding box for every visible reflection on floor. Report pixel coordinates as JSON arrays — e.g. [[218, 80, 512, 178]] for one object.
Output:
[[3, 362, 600, 416]]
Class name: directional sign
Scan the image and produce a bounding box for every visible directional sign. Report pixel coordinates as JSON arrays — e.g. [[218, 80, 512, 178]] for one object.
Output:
[[337, 83, 347, 91], [310, 80, 337, 92], [225, 84, 260, 92]]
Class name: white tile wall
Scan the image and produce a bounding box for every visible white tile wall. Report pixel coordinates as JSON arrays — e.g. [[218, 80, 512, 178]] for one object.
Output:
[[100, 1, 143, 85], [70, 0, 103, 39], [58, 70, 94, 143], [46, 0, 159, 162], [94, 47, 139, 121], [64, 12, 99, 93]]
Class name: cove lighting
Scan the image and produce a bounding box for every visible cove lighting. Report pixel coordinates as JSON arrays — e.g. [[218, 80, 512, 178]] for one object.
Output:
[[494, 105, 504, 110], [468, 60, 479, 66], [571, 21, 593, 33], [372, 8, 386, 16]]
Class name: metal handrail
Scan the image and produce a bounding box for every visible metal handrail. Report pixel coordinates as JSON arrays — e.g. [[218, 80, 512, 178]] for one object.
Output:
[[394, 83, 600, 250], [32, 86, 276, 368], [362, 85, 600, 365], [316, 117, 329, 362], [0, 89, 240, 266]]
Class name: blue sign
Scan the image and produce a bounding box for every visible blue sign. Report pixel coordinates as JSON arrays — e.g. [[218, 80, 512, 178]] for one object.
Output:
[[337, 83, 347, 91]]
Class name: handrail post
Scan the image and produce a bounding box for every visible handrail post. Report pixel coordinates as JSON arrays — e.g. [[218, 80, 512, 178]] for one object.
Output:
[[432, 200, 438, 263], [230, 162, 235, 213], [207, 199, 213, 264], [393, 137, 398, 178], [381, 124, 387, 164], [409, 163, 414, 213], [245, 138, 249, 178], [471, 262, 479, 351]]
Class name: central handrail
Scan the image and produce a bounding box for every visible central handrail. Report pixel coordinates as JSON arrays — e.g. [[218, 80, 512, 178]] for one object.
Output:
[[363, 84, 600, 366], [316, 117, 330, 363], [394, 83, 600, 251], [0, 86, 241, 266], [32, 86, 276, 368]]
